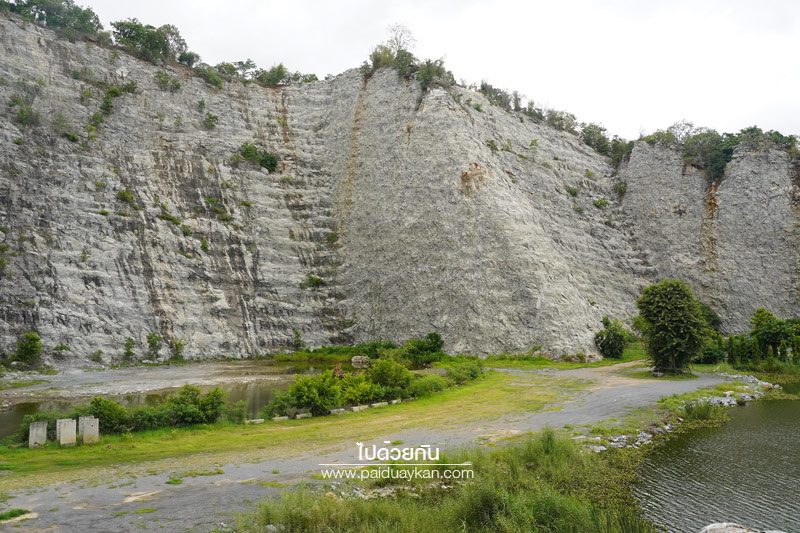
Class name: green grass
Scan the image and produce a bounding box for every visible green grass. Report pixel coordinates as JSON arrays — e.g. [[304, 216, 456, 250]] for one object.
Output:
[[484, 342, 647, 369], [165, 477, 183, 485], [183, 468, 224, 477], [0, 379, 47, 391], [134, 507, 156, 514], [0, 508, 30, 520], [0, 371, 583, 491], [238, 431, 655, 532]]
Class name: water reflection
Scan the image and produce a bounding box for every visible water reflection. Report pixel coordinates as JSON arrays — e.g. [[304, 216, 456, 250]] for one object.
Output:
[[0, 379, 291, 439]]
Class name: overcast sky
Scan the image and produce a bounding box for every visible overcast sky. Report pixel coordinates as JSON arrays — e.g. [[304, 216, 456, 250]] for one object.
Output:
[[83, 0, 799, 139]]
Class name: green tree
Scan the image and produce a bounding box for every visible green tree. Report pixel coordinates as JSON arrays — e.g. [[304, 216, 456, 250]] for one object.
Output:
[[636, 279, 705, 373], [580, 123, 610, 155], [14, 331, 43, 367], [111, 19, 184, 63], [254, 63, 288, 86]]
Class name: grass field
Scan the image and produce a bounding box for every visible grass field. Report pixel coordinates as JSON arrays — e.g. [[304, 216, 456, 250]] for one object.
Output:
[[0, 370, 586, 491]]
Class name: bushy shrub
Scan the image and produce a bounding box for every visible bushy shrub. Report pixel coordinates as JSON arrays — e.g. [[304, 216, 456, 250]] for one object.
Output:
[[287, 371, 341, 416], [402, 332, 445, 368], [153, 70, 181, 93], [5, 0, 103, 36], [194, 64, 224, 89], [636, 279, 705, 373], [14, 331, 43, 367], [178, 51, 200, 67], [416, 59, 454, 91], [237, 142, 278, 172], [111, 19, 186, 63], [593, 316, 627, 359], [88, 396, 131, 433], [339, 374, 383, 405], [262, 390, 296, 419], [580, 123, 610, 155], [130, 405, 168, 430], [146, 332, 162, 358], [367, 359, 412, 390], [224, 400, 247, 423], [444, 360, 482, 385], [165, 385, 226, 425], [407, 374, 447, 397]]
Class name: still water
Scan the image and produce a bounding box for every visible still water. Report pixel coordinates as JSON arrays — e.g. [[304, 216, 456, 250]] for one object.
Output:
[[636, 394, 800, 533], [0, 380, 289, 439]]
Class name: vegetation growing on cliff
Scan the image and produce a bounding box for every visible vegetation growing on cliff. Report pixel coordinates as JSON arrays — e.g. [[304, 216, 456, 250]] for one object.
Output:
[[0, 0, 105, 40], [641, 121, 797, 181]]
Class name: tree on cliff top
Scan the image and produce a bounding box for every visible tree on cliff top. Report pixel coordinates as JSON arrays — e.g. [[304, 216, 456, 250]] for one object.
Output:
[[636, 279, 705, 373]]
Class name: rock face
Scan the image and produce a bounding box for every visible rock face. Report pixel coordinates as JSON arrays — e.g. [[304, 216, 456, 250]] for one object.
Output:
[[621, 142, 799, 333], [0, 14, 796, 362]]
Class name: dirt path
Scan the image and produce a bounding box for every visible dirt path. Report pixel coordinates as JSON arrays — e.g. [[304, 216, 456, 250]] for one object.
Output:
[[3, 363, 727, 532]]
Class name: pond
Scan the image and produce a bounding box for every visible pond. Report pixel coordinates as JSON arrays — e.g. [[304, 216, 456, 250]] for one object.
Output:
[[0, 379, 291, 440], [636, 397, 800, 532]]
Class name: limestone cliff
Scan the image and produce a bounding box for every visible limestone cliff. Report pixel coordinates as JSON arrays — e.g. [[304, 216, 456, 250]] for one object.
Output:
[[0, 14, 796, 362], [620, 142, 799, 333]]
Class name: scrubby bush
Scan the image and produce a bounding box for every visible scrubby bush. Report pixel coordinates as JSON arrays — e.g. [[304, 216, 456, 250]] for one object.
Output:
[[224, 400, 247, 423], [153, 70, 181, 93], [88, 396, 130, 433], [339, 374, 383, 405], [122, 337, 136, 360], [286, 371, 341, 416], [593, 316, 627, 359], [636, 279, 705, 373], [194, 64, 224, 89], [402, 332, 445, 368], [111, 19, 186, 63], [367, 359, 412, 389], [4, 0, 103, 37], [237, 142, 278, 172], [407, 374, 447, 397], [146, 332, 162, 358], [593, 197, 608, 209], [580, 123, 610, 155], [415, 59, 454, 91], [178, 50, 200, 67], [444, 359, 482, 385], [14, 331, 43, 367]]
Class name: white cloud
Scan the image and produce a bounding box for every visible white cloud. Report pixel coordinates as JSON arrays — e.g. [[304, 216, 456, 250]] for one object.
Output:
[[84, 0, 800, 138]]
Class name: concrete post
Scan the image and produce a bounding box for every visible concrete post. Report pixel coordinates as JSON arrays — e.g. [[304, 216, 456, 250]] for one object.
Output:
[[28, 420, 48, 448], [78, 416, 99, 444], [56, 418, 77, 446]]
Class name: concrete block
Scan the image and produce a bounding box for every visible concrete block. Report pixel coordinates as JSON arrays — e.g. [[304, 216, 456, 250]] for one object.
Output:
[[390, 399, 401, 405], [245, 418, 265, 424], [78, 416, 99, 444], [329, 408, 347, 415], [56, 418, 77, 446], [271, 416, 289, 422], [294, 412, 312, 419], [351, 405, 369, 412], [28, 420, 48, 448], [370, 401, 389, 408]]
